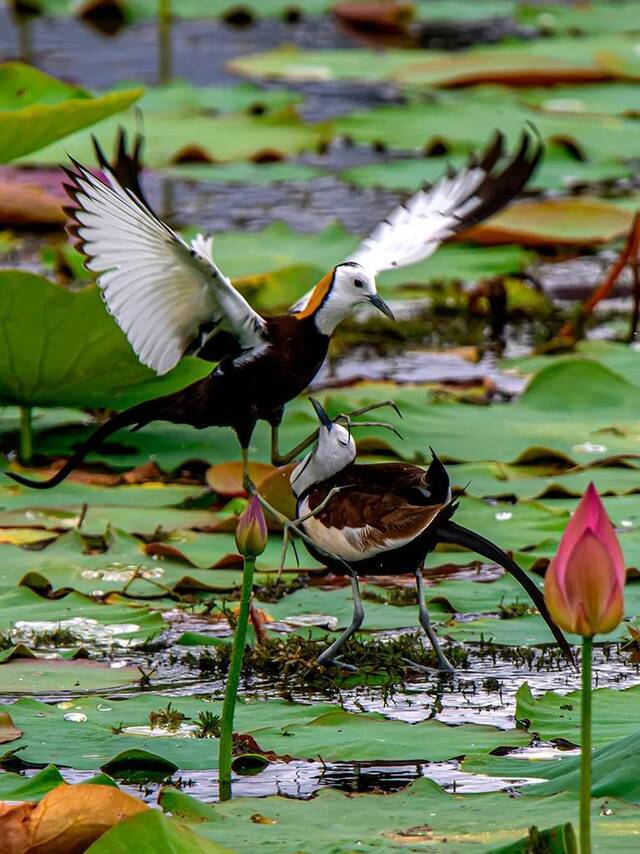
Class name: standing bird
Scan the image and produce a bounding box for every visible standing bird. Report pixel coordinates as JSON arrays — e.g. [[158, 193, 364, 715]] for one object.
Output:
[[290, 399, 574, 672], [8, 130, 541, 493]]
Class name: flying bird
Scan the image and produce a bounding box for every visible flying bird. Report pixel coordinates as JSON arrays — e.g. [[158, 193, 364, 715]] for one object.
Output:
[[8, 129, 541, 493], [290, 399, 574, 672]]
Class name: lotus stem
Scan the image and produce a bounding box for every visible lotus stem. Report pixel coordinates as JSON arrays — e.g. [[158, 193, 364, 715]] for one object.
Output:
[[19, 406, 33, 464], [158, 0, 172, 84], [218, 554, 255, 801], [579, 635, 593, 854]]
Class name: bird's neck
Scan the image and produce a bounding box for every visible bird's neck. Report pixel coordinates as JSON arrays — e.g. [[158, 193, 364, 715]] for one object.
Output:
[[312, 296, 352, 336], [295, 271, 352, 337], [291, 450, 354, 498]]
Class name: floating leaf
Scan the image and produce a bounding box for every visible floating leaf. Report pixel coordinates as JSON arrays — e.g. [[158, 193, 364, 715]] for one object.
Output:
[[515, 682, 640, 745], [465, 197, 634, 247], [86, 807, 230, 854], [0, 62, 141, 163], [0, 272, 210, 410]]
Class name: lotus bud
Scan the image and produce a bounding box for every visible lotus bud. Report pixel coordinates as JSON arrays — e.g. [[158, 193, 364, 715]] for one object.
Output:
[[235, 496, 268, 558], [544, 483, 625, 637]]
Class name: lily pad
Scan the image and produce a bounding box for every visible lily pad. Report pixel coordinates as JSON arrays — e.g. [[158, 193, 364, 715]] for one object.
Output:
[[183, 777, 640, 852], [515, 682, 640, 745], [0, 272, 210, 410], [87, 808, 230, 854], [465, 730, 640, 804], [0, 62, 141, 163], [251, 709, 528, 763], [0, 657, 141, 693]]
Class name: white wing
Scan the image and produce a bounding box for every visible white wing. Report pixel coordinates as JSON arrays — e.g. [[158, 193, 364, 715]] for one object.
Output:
[[349, 131, 541, 274], [290, 131, 541, 313], [65, 160, 267, 375]]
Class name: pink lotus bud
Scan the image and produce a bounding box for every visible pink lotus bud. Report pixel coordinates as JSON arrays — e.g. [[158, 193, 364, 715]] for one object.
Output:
[[544, 483, 625, 637], [235, 496, 267, 558]]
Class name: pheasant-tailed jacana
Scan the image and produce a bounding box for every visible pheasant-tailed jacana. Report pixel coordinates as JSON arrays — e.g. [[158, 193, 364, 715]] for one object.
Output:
[[290, 399, 574, 672], [8, 130, 542, 493]]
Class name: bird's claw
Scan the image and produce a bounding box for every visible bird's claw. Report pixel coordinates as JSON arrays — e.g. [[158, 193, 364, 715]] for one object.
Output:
[[402, 657, 455, 675], [317, 655, 358, 672]]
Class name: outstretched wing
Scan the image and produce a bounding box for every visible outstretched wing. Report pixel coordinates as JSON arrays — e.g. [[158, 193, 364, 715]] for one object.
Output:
[[347, 131, 541, 274], [63, 136, 267, 375]]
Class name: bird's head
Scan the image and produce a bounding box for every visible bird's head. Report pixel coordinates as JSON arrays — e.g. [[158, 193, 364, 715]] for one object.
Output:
[[297, 262, 394, 335], [290, 398, 356, 497]]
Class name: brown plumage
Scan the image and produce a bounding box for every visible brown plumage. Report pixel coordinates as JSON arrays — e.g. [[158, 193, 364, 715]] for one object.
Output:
[[291, 401, 574, 671]]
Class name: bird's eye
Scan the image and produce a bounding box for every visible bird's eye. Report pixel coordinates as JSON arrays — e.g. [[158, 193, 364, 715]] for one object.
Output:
[[353, 278, 364, 288]]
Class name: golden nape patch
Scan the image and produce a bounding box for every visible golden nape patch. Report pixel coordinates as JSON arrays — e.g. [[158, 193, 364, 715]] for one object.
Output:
[[294, 269, 335, 318]]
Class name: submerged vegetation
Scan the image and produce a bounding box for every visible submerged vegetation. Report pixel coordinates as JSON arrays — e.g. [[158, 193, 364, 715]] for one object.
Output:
[[0, 0, 640, 851]]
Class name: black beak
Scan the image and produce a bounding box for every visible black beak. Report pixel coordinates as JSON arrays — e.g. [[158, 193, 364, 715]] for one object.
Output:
[[368, 293, 395, 320], [310, 397, 333, 430], [436, 520, 576, 669]]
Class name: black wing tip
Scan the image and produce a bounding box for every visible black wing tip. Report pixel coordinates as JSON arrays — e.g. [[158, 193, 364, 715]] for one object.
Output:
[[426, 449, 450, 503]]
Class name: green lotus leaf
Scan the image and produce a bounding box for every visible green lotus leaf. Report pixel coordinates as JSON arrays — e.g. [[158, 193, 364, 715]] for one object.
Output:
[[87, 808, 230, 854], [0, 62, 141, 163], [173, 777, 640, 852], [0, 271, 210, 410]]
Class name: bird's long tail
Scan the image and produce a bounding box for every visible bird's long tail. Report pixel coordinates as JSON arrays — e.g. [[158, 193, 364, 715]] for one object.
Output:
[[6, 401, 153, 490], [437, 520, 576, 668]]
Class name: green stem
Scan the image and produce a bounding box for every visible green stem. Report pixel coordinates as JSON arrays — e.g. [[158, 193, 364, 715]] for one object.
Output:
[[158, 0, 172, 84], [580, 635, 593, 854], [19, 406, 33, 464], [218, 555, 255, 801]]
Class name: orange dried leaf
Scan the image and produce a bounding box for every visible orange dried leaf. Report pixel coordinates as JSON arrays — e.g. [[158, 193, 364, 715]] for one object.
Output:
[[0, 783, 150, 854], [0, 711, 22, 744], [205, 461, 276, 497], [0, 180, 65, 226], [257, 463, 297, 520]]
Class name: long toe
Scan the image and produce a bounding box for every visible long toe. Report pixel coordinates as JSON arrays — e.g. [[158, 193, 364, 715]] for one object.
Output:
[[318, 656, 358, 672]]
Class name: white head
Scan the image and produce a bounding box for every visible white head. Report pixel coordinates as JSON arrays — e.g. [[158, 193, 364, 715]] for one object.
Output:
[[296, 262, 394, 336], [290, 399, 356, 497]]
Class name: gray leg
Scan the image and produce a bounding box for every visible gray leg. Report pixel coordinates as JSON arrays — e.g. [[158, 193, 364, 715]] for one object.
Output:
[[317, 575, 364, 671], [415, 568, 454, 673]]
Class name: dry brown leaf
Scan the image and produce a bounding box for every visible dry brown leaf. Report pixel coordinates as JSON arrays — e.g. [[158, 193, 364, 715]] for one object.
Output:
[[332, 1, 415, 34], [463, 197, 633, 247], [257, 463, 297, 521], [0, 712, 22, 744], [0, 180, 65, 227], [206, 460, 276, 497], [0, 783, 149, 854]]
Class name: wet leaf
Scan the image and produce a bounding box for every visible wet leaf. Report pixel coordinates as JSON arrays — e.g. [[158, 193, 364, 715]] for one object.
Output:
[[0, 658, 141, 694], [466, 730, 640, 805], [174, 777, 640, 851], [515, 682, 640, 745]]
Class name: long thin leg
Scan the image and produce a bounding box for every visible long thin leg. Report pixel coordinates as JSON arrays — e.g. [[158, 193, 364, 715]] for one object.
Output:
[[415, 568, 454, 673], [336, 400, 402, 422], [241, 446, 255, 494], [271, 423, 318, 467], [317, 574, 364, 670]]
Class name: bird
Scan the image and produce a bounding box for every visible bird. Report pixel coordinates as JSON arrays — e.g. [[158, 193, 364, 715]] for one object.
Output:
[[289, 398, 574, 672], [8, 129, 542, 494]]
